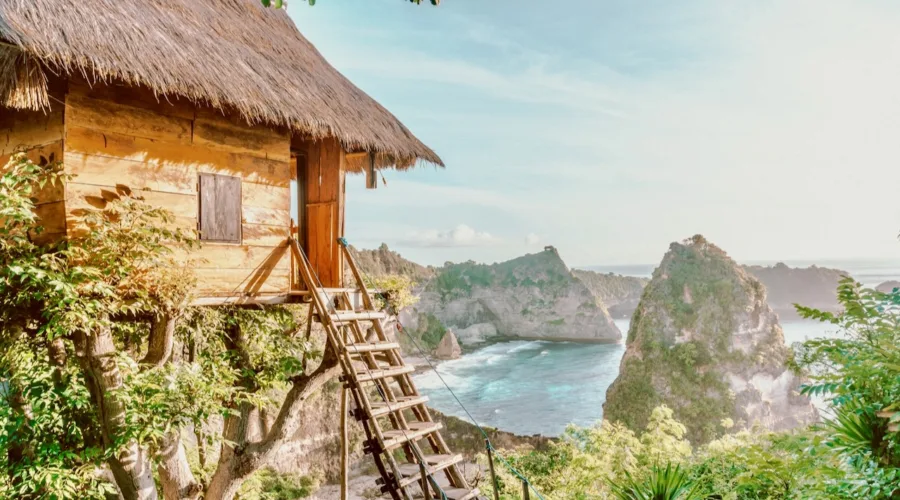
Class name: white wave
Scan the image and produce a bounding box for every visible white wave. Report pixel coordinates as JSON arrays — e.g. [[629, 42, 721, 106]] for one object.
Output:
[[506, 340, 546, 354]]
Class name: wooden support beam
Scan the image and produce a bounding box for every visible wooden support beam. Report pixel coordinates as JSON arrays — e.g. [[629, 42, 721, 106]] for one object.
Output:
[[341, 384, 349, 500], [486, 440, 500, 500], [365, 151, 377, 190]]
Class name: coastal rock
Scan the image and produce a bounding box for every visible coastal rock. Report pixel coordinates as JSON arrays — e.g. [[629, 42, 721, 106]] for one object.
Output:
[[408, 247, 621, 343], [434, 330, 462, 359], [603, 235, 818, 444], [572, 270, 648, 319], [455, 323, 497, 344], [743, 262, 847, 320], [876, 280, 900, 293]]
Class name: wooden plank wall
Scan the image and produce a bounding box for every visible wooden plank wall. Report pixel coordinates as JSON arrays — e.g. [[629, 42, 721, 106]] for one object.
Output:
[[1, 102, 67, 243], [302, 138, 346, 288], [63, 81, 293, 298]]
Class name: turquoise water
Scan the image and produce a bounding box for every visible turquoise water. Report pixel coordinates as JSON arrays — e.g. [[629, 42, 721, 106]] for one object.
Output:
[[413, 319, 833, 437]]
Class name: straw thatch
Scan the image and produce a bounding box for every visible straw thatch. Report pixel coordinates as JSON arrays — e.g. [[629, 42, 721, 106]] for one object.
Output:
[[0, 0, 442, 168]]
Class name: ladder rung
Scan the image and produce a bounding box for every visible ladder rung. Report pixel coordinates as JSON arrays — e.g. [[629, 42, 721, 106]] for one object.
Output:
[[398, 454, 463, 488], [382, 422, 443, 451], [440, 488, 480, 500], [356, 365, 414, 383], [370, 395, 429, 417], [345, 342, 400, 354], [417, 488, 480, 500], [331, 311, 387, 323]]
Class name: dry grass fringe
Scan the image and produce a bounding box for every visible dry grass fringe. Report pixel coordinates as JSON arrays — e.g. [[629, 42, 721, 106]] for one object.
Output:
[[0, 0, 442, 169]]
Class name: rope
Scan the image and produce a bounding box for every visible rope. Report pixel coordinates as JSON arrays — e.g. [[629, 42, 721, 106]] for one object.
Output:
[[346, 239, 548, 500], [299, 242, 449, 500]]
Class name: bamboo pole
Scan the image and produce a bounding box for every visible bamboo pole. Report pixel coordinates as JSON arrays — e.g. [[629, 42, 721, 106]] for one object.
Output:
[[486, 439, 500, 500]]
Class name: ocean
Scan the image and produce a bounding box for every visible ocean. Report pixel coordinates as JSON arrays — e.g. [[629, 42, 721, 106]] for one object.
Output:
[[413, 318, 843, 437], [584, 259, 900, 287]]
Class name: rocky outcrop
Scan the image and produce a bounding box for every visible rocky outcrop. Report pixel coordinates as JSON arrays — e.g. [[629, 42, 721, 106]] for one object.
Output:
[[743, 263, 847, 320], [603, 235, 817, 444], [433, 330, 462, 359], [408, 247, 621, 344], [877, 280, 900, 293], [572, 270, 648, 319], [347, 243, 434, 283]]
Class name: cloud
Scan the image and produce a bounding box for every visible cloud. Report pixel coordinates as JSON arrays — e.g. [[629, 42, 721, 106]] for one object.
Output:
[[402, 224, 499, 248], [525, 233, 540, 245]]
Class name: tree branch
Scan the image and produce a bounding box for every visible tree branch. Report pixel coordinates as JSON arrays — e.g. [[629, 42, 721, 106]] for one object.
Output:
[[141, 312, 176, 367]]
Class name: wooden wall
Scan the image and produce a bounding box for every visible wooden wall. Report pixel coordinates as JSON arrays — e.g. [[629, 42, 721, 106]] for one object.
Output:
[[62, 81, 293, 299], [1, 100, 67, 243]]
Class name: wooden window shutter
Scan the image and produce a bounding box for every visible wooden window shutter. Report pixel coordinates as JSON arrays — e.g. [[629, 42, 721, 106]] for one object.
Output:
[[199, 173, 241, 243]]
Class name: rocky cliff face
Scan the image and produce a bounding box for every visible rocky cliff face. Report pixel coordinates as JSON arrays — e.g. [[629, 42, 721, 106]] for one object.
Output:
[[347, 243, 434, 283], [405, 247, 621, 344], [603, 235, 817, 444], [743, 263, 847, 320], [572, 270, 648, 319]]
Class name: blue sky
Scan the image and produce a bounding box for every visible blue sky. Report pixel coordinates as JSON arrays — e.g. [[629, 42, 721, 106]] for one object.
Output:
[[288, 0, 900, 267]]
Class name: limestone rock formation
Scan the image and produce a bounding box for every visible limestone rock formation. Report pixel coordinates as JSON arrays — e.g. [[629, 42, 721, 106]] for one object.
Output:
[[434, 329, 462, 359], [572, 270, 648, 319], [603, 235, 817, 444], [408, 248, 621, 343], [744, 262, 848, 320], [876, 280, 900, 293]]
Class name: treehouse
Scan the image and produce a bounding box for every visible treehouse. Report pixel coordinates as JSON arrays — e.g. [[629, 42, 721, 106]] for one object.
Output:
[[0, 0, 441, 306]]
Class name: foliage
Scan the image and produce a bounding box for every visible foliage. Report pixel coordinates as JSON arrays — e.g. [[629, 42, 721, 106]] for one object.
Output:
[[367, 274, 419, 312], [429, 250, 575, 302], [608, 463, 699, 500], [238, 468, 320, 499], [0, 154, 317, 498], [792, 277, 900, 498]]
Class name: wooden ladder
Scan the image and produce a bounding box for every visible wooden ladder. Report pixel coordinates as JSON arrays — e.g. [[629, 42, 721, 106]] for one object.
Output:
[[289, 238, 480, 500]]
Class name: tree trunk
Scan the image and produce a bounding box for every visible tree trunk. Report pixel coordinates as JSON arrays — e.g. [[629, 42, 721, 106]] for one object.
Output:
[[80, 325, 158, 500], [204, 345, 341, 500], [158, 431, 202, 500], [205, 402, 257, 500], [141, 313, 176, 367]]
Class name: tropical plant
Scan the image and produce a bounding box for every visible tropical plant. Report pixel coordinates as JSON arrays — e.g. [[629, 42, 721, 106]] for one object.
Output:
[[792, 277, 900, 498], [608, 463, 699, 500]]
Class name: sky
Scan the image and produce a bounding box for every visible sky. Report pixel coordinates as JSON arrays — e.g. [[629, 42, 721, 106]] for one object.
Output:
[[287, 0, 900, 268]]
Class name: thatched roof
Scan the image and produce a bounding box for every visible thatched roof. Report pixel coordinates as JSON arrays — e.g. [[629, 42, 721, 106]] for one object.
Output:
[[0, 0, 442, 168]]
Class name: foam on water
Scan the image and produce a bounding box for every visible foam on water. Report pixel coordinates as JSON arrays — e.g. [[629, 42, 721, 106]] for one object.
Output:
[[413, 319, 836, 437]]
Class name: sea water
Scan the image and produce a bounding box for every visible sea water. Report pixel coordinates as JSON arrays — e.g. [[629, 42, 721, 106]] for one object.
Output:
[[413, 319, 834, 437]]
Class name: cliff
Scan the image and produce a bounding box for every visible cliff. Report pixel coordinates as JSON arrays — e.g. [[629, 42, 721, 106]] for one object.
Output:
[[405, 247, 621, 345], [603, 235, 817, 444], [876, 280, 900, 293], [743, 263, 847, 320], [572, 270, 648, 319], [347, 243, 434, 283]]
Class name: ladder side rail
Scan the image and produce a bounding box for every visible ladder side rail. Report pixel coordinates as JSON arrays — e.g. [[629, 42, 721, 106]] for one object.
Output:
[[340, 242, 379, 312]]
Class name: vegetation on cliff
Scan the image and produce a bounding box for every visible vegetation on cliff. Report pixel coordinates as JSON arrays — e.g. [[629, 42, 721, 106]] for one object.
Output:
[[572, 269, 648, 319], [428, 248, 576, 301], [603, 235, 813, 444]]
